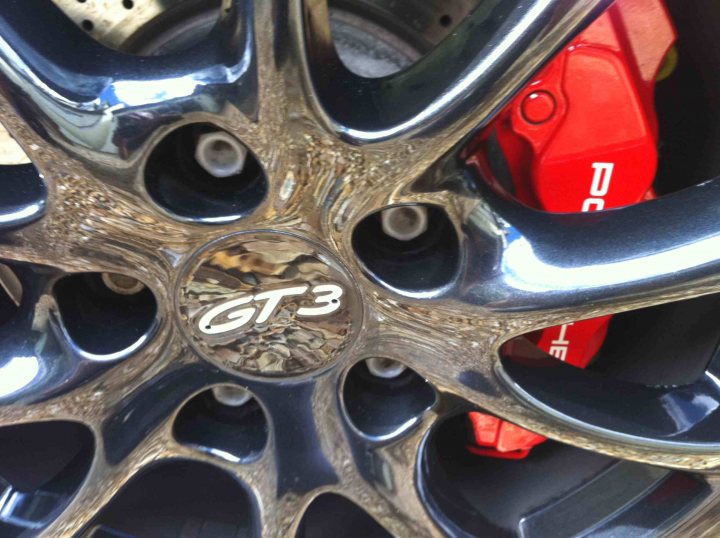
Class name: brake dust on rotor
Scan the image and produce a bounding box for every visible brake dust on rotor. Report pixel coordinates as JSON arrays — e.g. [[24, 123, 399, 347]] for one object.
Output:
[[466, 0, 676, 459]]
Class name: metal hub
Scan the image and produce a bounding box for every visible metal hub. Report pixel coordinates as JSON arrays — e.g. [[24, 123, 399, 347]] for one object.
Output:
[[177, 231, 361, 377]]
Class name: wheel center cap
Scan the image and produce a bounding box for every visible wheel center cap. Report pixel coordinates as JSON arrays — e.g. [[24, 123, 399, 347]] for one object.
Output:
[[177, 231, 361, 377]]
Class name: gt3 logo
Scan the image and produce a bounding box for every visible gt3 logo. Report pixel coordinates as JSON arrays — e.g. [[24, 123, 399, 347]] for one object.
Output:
[[199, 283, 344, 335]]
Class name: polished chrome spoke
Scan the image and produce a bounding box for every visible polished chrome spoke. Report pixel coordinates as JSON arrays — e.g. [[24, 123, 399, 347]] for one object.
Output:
[[0, 0, 267, 259], [372, 165, 720, 335], [364, 274, 720, 471], [0, 211, 185, 281], [251, 366, 442, 537], [0, 0, 255, 166], [213, 366, 441, 537], [284, 0, 615, 224], [0, 0, 288, 236], [31, 349, 214, 536], [446, 176, 720, 333], [337, 148, 720, 474], [240, 372, 353, 537], [39, 414, 184, 537], [384, 310, 720, 471], [0, 330, 180, 534], [0, 314, 176, 426], [249, 369, 352, 491], [342, 410, 444, 537], [89, 361, 360, 537], [304, 0, 609, 147]]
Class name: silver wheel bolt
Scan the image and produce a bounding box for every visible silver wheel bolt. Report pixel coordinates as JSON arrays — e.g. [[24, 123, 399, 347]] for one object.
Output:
[[381, 205, 428, 241], [101, 273, 145, 295], [212, 385, 252, 407], [366, 357, 407, 379], [195, 131, 248, 178]]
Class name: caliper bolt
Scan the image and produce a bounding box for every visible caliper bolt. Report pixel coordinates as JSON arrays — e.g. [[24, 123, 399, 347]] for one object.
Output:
[[365, 357, 406, 379], [521, 90, 557, 124], [381, 205, 428, 241], [195, 131, 248, 178], [211, 385, 252, 407], [101, 273, 145, 295]]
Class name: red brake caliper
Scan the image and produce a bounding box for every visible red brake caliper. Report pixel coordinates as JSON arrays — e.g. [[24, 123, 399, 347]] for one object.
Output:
[[465, 0, 676, 459]]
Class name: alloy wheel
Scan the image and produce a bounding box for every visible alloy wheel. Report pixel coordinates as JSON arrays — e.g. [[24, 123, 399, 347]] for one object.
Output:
[[1, 0, 720, 536]]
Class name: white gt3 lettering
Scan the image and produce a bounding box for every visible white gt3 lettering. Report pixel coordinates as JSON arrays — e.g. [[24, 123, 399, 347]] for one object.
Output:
[[199, 283, 344, 335], [297, 284, 344, 317], [253, 286, 307, 324], [581, 162, 614, 212]]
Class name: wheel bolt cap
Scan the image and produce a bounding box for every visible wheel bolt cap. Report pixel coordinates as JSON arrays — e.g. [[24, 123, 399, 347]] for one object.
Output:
[[195, 131, 248, 178], [381, 206, 428, 241], [101, 273, 145, 295], [212, 385, 252, 407], [366, 357, 406, 379]]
